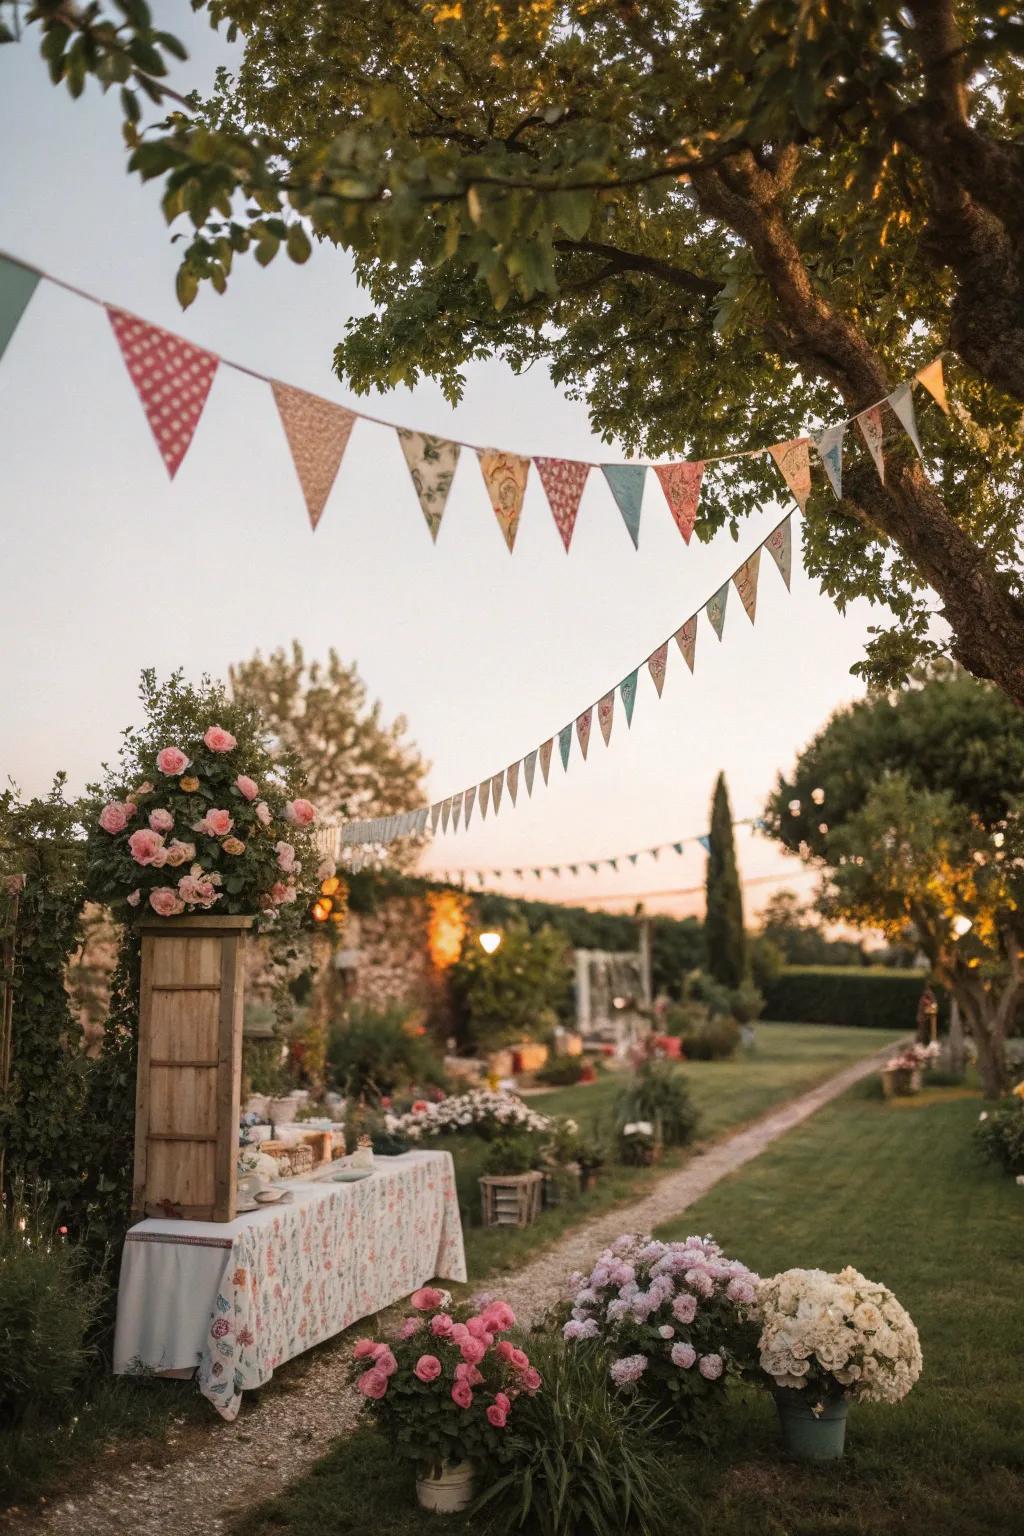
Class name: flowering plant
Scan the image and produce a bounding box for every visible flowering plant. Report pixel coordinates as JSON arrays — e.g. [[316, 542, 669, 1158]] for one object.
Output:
[[562, 1232, 760, 1431], [348, 1287, 540, 1471], [884, 1042, 940, 1072], [86, 670, 327, 926], [384, 1088, 571, 1143], [757, 1267, 922, 1405]]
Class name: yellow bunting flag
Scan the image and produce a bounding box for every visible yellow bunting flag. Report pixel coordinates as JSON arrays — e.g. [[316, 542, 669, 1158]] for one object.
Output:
[[478, 449, 530, 551]]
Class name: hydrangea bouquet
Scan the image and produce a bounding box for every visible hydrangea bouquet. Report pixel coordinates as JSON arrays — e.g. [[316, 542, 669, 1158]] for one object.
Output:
[[562, 1232, 760, 1430], [757, 1267, 922, 1405], [349, 1286, 540, 1474], [86, 670, 327, 926]]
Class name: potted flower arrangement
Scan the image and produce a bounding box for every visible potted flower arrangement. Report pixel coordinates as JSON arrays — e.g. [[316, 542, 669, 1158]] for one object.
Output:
[[881, 1041, 940, 1098], [479, 1137, 545, 1227], [757, 1266, 922, 1460], [618, 1119, 661, 1166], [562, 1232, 760, 1434], [349, 1286, 540, 1513]]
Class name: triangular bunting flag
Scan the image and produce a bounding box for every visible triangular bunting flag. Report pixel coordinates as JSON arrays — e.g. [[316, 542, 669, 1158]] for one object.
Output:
[[628, 853, 639, 866], [513, 869, 523, 880], [589, 862, 600, 874], [415, 808, 430, 835], [620, 670, 639, 727], [672, 841, 684, 855], [463, 784, 476, 828], [450, 793, 463, 833], [523, 750, 538, 797], [649, 847, 660, 861], [597, 691, 615, 746], [575, 707, 593, 760], [568, 864, 579, 876], [558, 724, 573, 771], [813, 423, 846, 500], [601, 465, 646, 548], [697, 835, 711, 853], [478, 779, 490, 820], [608, 858, 618, 871], [673, 616, 697, 674], [271, 379, 357, 530], [654, 461, 703, 543], [857, 405, 886, 482], [491, 771, 504, 813], [764, 517, 793, 590], [768, 437, 812, 511], [887, 381, 924, 459], [478, 448, 530, 551], [533, 869, 542, 879], [506, 761, 519, 806], [539, 738, 554, 785], [396, 429, 460, 541], [0, 255, 40, 363], [706, 581, 729, 640], [107, 306, 219, 479], [440, 797, 453, 834], [430, 802, 443, 834], [916, 358, 949, 414], [732, 547, 761, 624], [647, 642, 668, 698], [535, 457, 590, 552]]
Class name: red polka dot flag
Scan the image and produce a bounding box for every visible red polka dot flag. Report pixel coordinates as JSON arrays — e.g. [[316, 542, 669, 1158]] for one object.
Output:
[[106, 306, 219, 478]]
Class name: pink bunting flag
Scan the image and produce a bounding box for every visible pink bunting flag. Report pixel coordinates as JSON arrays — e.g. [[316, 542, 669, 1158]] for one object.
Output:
[[463, 784, 477, 828], [648, 642, 669, 698], [491, 770, 504, 813], [915, 358, 949, 414], [764, 516, 793, 589], [768, 437, 812, 511], [271, 380, 356, 530], [597, 691, 615, 746], [506, 760, 520, 806], [654, 461, 703, 543], [534, 457, 590, 552], [539, 738, 554, 785], [674, 616, 697, 674], [732, 548, 761, 624], [450, 793, 463, 833], [478, 779, 491, 821], [107, 306, 219, 479], [575, 707, 593, 760], [857, 405, 886, 483], [478, 449, 530, 551]]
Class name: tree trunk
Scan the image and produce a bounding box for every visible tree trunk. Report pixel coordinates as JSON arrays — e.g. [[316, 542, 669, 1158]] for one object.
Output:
[[952, 975, 1011, 1099]]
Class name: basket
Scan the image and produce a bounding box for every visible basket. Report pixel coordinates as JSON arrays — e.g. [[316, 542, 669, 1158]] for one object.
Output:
[[479, 1171, 544, 1228], [261, 1140, 295, 1177], [288, 1143, 315, 1176]]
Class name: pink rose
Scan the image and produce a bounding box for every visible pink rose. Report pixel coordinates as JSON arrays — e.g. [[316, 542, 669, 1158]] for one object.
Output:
[[508, 1348, 529, 1372], [659, 1325, 675, 1339], [482, 1302, 515, 1334], [199, 809, 234, 838], [255, 802, 272, 826], [374, 1347, 398, 1377], [156, 746, 190, 776], [128, 828, 165, 866], [671, 1294, 698, 1326], [286, 798, 316, 826], [495, 1341, 516, 1363], [164, 840, 195, 868], [671, 1342, 696, 1370], [275, 841, 297, 873], [430, 1314, 453, 1337], [448, 1323, 470, 1346], [317, 858, 336, 881], [494, 1392, 511, 1414], [126, 889, 141, 908], [698, 1353, 724, 1381], [466, 1316, 490, 1339], [486, 1405, 507, 1428], [414, 1354, 442, 1383], [398, 1316, 424, 1341], [455, 1363, 484, 1387], [353, 1338, 377, 1360], [451, 1380, 473, 1410], [410, 1287, 445, 1312], [178, 871, 221, 909], [99, 802, 129, 835], [203, 726, 237, 753], [148, 887, 184, 917], [235, 774, 259, 801], [148, 808, 174, 833], [521, 1367, 542, 1393], [460, 1338, 486, 1366], [357, 1368, 389, 1400]]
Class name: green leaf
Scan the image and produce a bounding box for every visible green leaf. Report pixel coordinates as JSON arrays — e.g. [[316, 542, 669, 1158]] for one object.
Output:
[[286, 224, 311, 264], [175, 265, 198, 308]]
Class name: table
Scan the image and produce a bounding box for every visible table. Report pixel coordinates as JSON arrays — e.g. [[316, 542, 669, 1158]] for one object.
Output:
[[113, 1150, 466, 1421]]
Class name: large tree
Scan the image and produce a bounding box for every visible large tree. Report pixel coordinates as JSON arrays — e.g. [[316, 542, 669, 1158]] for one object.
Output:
[[765, 666, 1024, 1096], [7, 1, 1024, 698], [705, 771, 747, 989]]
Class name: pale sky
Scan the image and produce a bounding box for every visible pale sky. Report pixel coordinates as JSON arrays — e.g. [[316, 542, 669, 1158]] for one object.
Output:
[[0, 6, 883, 920]]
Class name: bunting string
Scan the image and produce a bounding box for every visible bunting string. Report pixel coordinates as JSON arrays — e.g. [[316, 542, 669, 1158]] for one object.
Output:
[[0, 249, 946, 549]]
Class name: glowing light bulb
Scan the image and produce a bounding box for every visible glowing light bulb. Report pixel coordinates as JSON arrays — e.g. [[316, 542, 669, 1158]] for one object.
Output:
[[479, 931, 502, 954]]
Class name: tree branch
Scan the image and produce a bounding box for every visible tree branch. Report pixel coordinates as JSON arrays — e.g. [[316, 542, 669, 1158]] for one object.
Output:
[[552, 239, 722, 298]]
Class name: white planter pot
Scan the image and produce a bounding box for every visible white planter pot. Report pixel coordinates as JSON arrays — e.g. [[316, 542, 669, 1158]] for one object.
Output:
[[245, 1094, 270, 1119], [415, 1459, 475, 1514], [268, 1096, 298, 1127]]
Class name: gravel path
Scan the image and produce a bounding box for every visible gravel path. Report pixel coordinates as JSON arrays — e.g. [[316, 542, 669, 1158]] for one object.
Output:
[[22, 1041, 897, 1536]]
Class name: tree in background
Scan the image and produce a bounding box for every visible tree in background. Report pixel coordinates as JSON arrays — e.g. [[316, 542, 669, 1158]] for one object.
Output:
[[759, 889, 865, 968], [705, 773, 747, 991], [8, 2, 1024, 696], [229, 643, 428, 859], [765, 667, 1024, 1096], [450, 921, 571, 1056]]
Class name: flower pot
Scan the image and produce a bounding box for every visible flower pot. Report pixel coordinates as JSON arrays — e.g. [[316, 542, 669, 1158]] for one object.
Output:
[[269, 1096, 299, 1127], [415, 1459, 475, 1514], [774, 1387, 849, 1461], [245, 1093, 270, 1119], [881, 1066, 921, 1098]]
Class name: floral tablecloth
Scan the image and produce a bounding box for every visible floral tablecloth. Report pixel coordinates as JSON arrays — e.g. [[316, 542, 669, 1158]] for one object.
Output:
[[113, 1151, 466, 1421]]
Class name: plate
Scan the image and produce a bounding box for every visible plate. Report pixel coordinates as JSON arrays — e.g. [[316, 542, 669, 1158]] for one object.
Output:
[[332, 1168, 374, 1182], [254, 1187, 285, 1204]]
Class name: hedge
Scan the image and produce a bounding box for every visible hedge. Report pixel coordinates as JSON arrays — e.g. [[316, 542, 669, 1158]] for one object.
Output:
[[763, 966, 948, 1031]]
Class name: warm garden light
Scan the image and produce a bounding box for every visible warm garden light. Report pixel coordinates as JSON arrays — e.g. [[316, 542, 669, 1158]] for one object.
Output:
[[953, 914, 973, 937], [479, 930, 502, 954]]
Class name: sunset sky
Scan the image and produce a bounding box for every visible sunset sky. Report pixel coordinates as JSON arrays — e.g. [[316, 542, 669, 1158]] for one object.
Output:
[[0, 6, 884, 921]]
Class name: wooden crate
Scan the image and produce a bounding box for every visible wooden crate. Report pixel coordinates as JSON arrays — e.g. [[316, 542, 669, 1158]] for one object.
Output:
[[479, 1171, 544, 1228], [133, 915, 254, 1222]]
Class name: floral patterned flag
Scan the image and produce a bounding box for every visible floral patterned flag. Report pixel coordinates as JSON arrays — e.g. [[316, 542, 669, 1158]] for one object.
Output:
[[430, 802, 443, 833], [764, 516, 793, 589], [576, 707, 593, 760], [535, 457, 590, 552], [107, 306, 219, 479], [506, 760, 520, 806], [478, 779, 491, 820], [440, 797, 453, 833], [601, 464, 646, 548], [768, 437, 812, 512], [463, 784, 476, 828], [450, 793, 463, 833], [647, 642, 669, 698], [813, 423, 846, 500], [916, 358, 949, 414], [270, 379, 357, 529], [597, 691, 615, 746], [523, 749, 538, 797], [654, 461, 703, 543], [558, 724, 573, 771], [706, 580, 729, 640], [0, 254, 40, 363], [887, 381, 924, 459], [491, 771, 504, 814], [674, 616, 697, 674], [620, 669, 639, 726], [539, 738, 554, 785], [856, 405, 886, 482], [397, 429, 460, 541], [478, 448, 531, 551], [732, 548, 761, 624]]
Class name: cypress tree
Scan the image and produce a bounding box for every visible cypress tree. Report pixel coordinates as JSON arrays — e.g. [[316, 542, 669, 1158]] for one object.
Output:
[[705, 772, 747, 989]]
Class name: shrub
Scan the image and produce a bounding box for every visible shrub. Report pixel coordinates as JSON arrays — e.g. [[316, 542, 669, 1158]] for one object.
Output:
[[326, 1004, 448, 1097], [679, 1016, 741, 1061], [474, 1331, 677, 1536], [613, 1061, 698, 1148], [449, 921, 570, 1053], [762, 966, 948, 1029], [974, 1101, 1024, 1175], [535, 1054, 587, 1087], [483, 1135, 542, 1176]]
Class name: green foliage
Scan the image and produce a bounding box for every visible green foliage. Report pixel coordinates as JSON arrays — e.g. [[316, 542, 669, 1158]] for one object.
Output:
[[678, 1016, 741, 1062], [450, 922, 570, 1054], [482, 1135, 542, 1177], [326, 1003, 447, 1097], [243, 1036, 290, 1097], [705, 774, 747, 990], [758, 889, 866, 967], [474, 1332, 677, 1536], [535, 1054, 588, 1087], [613, 1061, 698, 1148], [763, 966, 947, 1032], [974, 1100, 1024, 1177]]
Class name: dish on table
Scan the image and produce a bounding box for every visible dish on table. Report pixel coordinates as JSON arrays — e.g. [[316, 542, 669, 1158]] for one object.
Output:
[[331, 1167, 374, 1182]]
